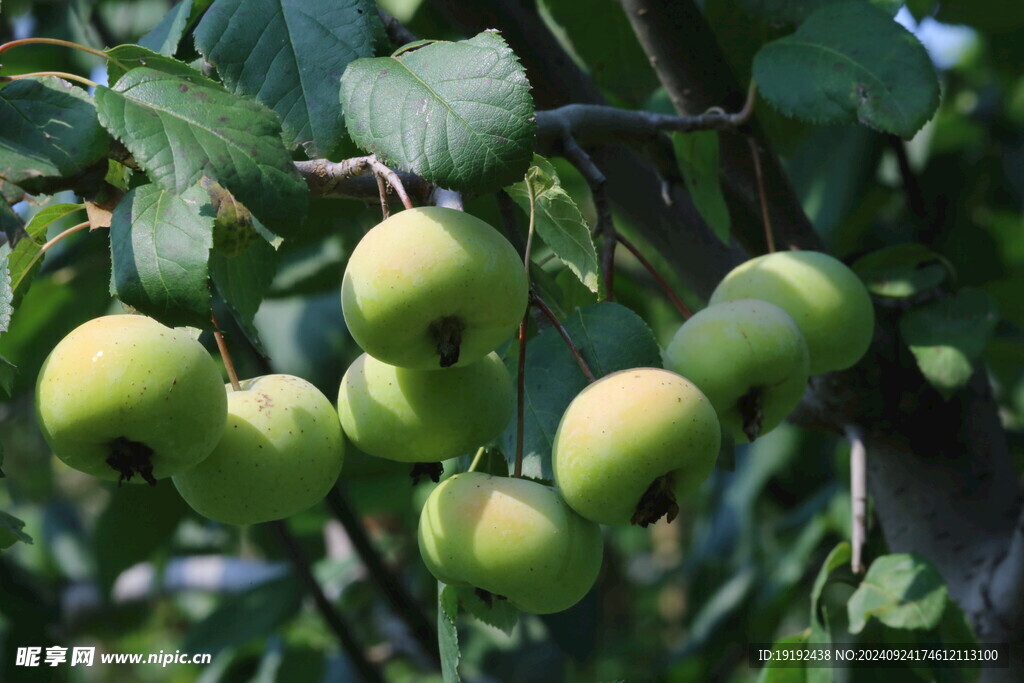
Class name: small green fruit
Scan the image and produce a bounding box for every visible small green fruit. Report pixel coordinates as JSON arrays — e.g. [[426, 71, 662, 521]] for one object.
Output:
[[173, 375, 345, 525], [338, 352, 514, 463], [35, 315, 227, 484], [341, 207, 528, 369], [664, 299, 809, 442], [552, 368, 720, 526], [418, 472, 603, 614], [709, 251, 874, 374]]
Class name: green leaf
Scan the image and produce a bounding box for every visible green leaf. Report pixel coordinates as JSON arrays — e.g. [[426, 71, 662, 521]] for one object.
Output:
[[672, 131, 731, 245], [0, 77, 109, 191], [195, 0, 386, 157], [539, 0, 659, 105], [138, 0, 195, 56], [501, 302, 662, 479], [847, 554, 948, 633], [210, 233, 278, 355], [93, 481, 190, 595], [183, 575, 303, 656], [0, 198, 22, 243], [452, 584, 519, 635], [506, 155, 601, 294], [0, 203, 86, 332], [105, 45, 205, 85], [756, 630, 810, 683], [811, 542, 853, 627], [341, 31, 536, 193], [0, 510, 33, 548], [438, 582, 462, 683], [109, 183, 214, 328], [752, 2, 940, 138], [852, 243, 955, 298], [95, 67, 308, 236], [0, 355, 15, 397], [737, 0, 902, 24], [900, 288, 999, 398]]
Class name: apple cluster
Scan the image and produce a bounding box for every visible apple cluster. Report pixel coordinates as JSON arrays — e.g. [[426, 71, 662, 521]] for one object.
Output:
[[35, 315, 346, 525]]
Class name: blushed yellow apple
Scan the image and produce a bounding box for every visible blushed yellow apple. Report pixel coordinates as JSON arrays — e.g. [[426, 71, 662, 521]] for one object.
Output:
[[552, 368, 720, 526], [35, 315, 227, 484], [173, 375, 345, 525], [664, 299, 809, 442], [418, 472, 603, 614], [337, 352, 513, 463], [709, 251, 874, 373], [341, 207, 528, 369]]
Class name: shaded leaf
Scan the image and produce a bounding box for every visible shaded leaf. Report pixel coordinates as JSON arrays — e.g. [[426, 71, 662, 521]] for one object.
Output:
[[753, 2, 940, 138], [95, 66, 308, 236], [0, 77, 109, 191], [0, 355, 15, 397], [109, 183, 214, 328], [900, 288, 999, 398], [438, 582, 462, 683], [847, 554, 948, 633], [507, 155, 600, 294], [138, 0, 196, 56], [0, 198, 23, 243], [501, 302, 662, 479], [852, 243, 955, 298], [737, 0, 901, 24], [0, 510, 32, 548], [341, 31, 535, 193], [672, 131, 731, 245], [195, 0, 386, 157], [210, 232, 278, 355]]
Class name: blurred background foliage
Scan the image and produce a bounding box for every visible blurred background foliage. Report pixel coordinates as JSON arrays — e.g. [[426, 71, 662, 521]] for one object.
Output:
[[0, 0, 1022, 681]]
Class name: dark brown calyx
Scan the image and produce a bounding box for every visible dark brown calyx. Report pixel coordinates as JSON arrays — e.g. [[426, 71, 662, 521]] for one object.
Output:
[[106, 437, 157, 486], [474, 588, 507, 608], [429, 316, 465, 368], [631, 472, 679, 527], [410, 461, 444, 484], [737, 387, 764, 442]]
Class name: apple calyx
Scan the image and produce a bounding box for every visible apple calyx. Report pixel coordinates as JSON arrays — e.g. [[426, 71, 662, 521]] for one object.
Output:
[[429, 316, 465, 367], [737, 387, 764, 442], [410, 461, 444, 484], [105, 437, 157, 486], [631, 473, 680, 527]]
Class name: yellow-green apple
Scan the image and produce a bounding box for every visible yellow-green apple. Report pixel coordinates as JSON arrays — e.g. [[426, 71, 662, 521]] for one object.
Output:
[[417, 472, 602, 614], [337, 352, 513, 464], [35, 315, 227, 484], [173, 375, 345, 525], [664, 299, 809, 442], [341, 207, 528, 369], [709, 251, 874, 373], [552, 368, 720, 527]]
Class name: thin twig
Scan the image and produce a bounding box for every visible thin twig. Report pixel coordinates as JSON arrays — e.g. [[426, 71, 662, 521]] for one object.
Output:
[[887, 134, 928, 223], [378, 8, 420, 46], [0, 72, 99, 88], [323, 488, 440, 669], [373, 173, 390, 220], [271, 520, 385, 683], [294, 156, 418, 208], [530, 293, 596, 383], [367, 156, 415, 210], [747, 136, 775, 253], [846, 426, 868, 574], [0, 37, 123, 68], [11, 219, 89, 291], [514, 311, 529, 479], [615, 232, 692, 319], [211, 312, 242, 392]]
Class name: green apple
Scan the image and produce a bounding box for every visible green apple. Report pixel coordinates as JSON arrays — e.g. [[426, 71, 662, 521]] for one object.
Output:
[[709, 251, 875, 374], [664, 299, 809, 442], [418, 472, 603, 614], [552, 368, 720, 527], [337, 352, 513, 464], [173, 375, 345, 525], [341, 207, 528, 369], [35, 315, 227, 484]]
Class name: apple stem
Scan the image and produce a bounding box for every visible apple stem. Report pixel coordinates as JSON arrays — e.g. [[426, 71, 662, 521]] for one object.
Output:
[[467, 447, 486, 473], [11, 220, 90, 292], [373, 172, 390, 220], [847, 425, 868, 574], [0, 71, 100, 88], [747, 135, 776, 254], [615, 232, 693, 320], [271, 520, 385, 683], [513, 310, 529, 479], [530, 292, 596, 383], [0, 37, 129, 72], [211, 313, 242, 391]]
